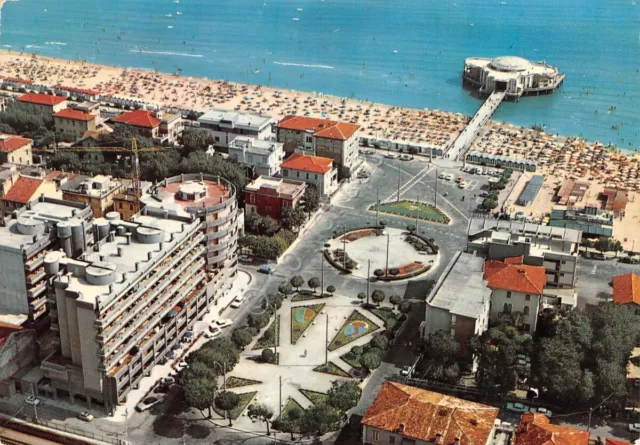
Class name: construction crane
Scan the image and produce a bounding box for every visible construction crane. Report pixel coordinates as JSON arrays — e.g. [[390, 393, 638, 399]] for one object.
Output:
[[56, 138, 166, 215]]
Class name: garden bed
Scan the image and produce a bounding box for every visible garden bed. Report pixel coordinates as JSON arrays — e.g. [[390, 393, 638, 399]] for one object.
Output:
[[299, 389, 328, 406], [370, 200, 450, 224], [279, 398, 305, 420], [341, 228, 383, 242], [291, 292, 326, 302], [328, 310, 380, 351], [313, 361, 351, 378], [225, 377, 262, 389], [213, 391, 257, 420], [368, 307, 398, 330], [291, 304, 325, 344], [340, 351, 363, 369], [252, 315, 280, 350], [377, 263, 432, 281], [405, 234, 438, 254], [323, 249, 354, 274]]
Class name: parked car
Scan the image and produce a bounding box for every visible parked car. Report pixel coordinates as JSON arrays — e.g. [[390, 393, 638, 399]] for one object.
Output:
[[506, 402, 530, 413], [206, 326, 221, 338], [458, 182, 467, 189], [230, 295, 245, 309], [445, 174, 454, 181], [357, 170, 370, 179], [438, 172, 447, 179], [161, 376, 176, 386], [384, 153, 397, 159], [479, 190, 489, 197], [215, 319, 232, 328], [400, 366, 412, 377], [238, 255, 253, 263], [24, 395, 40, 407], [591, 253, 607, 261], [258, 264, 274, 274], [176, 362, 189, 371], [136, 396, 164, 412], [165, 350, 176, 360], [629, 424, 640, 433], [455, 177, 464, 183], [182, 331, 194, 343], [400, 154, 411, 161], [530, 407, 552, 417], [77, 411, 94, 422]]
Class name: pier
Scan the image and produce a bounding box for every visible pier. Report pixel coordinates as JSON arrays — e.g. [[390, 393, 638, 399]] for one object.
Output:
[[446, 90, 505, 161]]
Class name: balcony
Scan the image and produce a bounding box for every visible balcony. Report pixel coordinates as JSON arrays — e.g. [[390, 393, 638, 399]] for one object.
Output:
[[24, 252, 45, 272], [28, 282, 47, 299], [206, 209, 236, 228], [26, 268, 46, 285], [207, 228, 229, 240]]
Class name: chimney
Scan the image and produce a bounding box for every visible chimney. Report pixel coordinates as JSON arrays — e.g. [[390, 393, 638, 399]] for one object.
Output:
[[125, 233, 132, 245], [108, 284, 113, 294], [435, 434, 443, 444], [454, 438, 460, 445], [147, 251, 153, 261], [397, 424, 405, 434], [117, 246, 123, 257]]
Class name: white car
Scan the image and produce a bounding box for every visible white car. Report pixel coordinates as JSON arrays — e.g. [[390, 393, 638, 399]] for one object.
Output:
[[216, 319, 232, 328], [630, 424, 640, 433], [24, 395, 40, 407], [530, 407, 552, 417], [384, 153, 397, 159], [206, 326, 221, 338], [445, 174, 454, 181], [161, 376, 176, 386], [400, 366, 412, 376], [176, 361, 189, 371], [238, 255, 253, 263], [230, 296, 245, 309], [135, 396, 164, 412], [458, 182, 467, 189], [77, 411, 94, 422], [438, 172, 447, 179]]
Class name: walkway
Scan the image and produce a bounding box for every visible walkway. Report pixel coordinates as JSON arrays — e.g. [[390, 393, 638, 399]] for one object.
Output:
[[445, 90, 506, 161]]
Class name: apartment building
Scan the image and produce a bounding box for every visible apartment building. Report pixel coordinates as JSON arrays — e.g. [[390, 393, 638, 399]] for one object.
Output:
[[228, 136, 284, 177], [0, 196, 92, 325], [0, 135, 33, 166], [141, 174, 243, 277], [113, 110, 161, 140], [362, 382, 498, 445], [514, 413, 588, 445], [53, 108, 97, 141], [61, 175, 124, 218], [16, 93, 67, 114], [41, 208, 209, 409], [197, 109, 273, 149], [281, 153, 338, 197], [1, 175, 60, 217], [244, 176, 307, 221], [466, 218, 582, 289], [275, 116, 360, 171], [156, 110, 183, 145]]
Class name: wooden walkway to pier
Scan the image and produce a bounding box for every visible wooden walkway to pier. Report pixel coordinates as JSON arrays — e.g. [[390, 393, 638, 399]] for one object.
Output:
[[445, 90, 506, 161]]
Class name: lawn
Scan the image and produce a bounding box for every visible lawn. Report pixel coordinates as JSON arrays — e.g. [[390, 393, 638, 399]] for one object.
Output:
[[279, 398, 305, 420], [340, 351, 363, 369], [291, 303, 325, 344], [213, 391, 257, 420], [369, 307, 398, 330], [225, 377, 262, 389], [370, 200, 450, 224], [252, 315, 280, 350], [328, 310, 380, 351], [299, 389, 328, 406], [313, 361, 351, 378], [291, 292, 325, 302]]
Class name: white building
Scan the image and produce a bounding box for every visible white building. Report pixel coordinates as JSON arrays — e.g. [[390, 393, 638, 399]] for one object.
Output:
[[228, 136, 284, 177], [281, 153, 338, 198], [463, 56, 565, 98], [197, 109, 273, 149]]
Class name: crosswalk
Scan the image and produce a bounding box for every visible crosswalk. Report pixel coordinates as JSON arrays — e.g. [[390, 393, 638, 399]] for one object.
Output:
[[383, 165, 433, 202]]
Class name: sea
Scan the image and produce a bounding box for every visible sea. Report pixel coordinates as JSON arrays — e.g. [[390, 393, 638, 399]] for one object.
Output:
[[0, 0, 639, 149]]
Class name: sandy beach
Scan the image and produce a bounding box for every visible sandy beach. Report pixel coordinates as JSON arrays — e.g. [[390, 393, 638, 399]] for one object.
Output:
[[0, 50, 638, 249]]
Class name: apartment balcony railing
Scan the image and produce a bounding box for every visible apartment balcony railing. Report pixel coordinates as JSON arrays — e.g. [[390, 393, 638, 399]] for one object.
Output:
[[206, 209, 236, 228], [28, 282, 47, 299], [24, 252, 46, 272], [26, 268, 46, 285]]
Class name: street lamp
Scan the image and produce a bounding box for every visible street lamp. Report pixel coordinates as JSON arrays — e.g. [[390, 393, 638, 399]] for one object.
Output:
[[325, 313, 340, 365], [587, 393, 614, 432]]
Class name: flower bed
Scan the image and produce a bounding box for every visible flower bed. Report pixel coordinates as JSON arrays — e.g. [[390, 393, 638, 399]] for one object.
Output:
[[328, 310, 380, 351], [369, 307, 398, 330], [342, 228, 383, 242], [378, 263, 432, 281], [370, 200, 450, 224], [252, 315, 280, 350], [225, 377, 262, 388], [213, 391, 257, 420], [313, 361, 351, 378], [291, 304, 325, 344], [299, 389, 328, 406]]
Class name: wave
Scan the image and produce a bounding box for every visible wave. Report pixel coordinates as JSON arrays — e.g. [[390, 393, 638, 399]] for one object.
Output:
[[273, 61, 334, 69], [45, 41, 67, 46], [25, 44, 45, 49], [129, 49, 203, 58]]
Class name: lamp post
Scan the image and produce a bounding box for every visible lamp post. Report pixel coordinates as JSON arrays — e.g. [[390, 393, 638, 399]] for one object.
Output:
[[342, 224, 347, 269], [385, 234, 390, 277], [325, 313, 339, 365], [396, 160, 401, 202], [587, 393, 614, 432]]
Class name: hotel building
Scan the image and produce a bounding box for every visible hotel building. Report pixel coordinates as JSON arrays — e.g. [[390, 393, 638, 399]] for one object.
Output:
[[197, 109, 273, 149]]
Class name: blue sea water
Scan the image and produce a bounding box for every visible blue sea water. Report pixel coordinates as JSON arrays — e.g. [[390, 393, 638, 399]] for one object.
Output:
[[1, 0, 639, 148]]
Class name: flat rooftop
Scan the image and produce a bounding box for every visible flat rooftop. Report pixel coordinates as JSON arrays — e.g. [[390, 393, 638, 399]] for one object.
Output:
[[56, 213, 201, 306], [198, 109, 272, 131], [229, 136, 282, 156], [141, 179, 232, 217], [465, 56, 559, 81], [245, 176, 306, 197], [427, 252, 490, 319], [468, 218, 582, 244]]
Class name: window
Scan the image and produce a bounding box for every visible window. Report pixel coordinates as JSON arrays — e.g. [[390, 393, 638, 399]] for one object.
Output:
[[525, 294, 531, 301], [306, 136, 312, 143], [129, 204, 133, 211], [506, 291, 512, 299], [561, 260, 566, 265], [372, 431, 380, 441], [296, 172, 300, 178], [250, 194, 255, 204], [314, 174, 318, 180], [503, 303, 512, 314], [306, 173, 309, 180], [523, 306, 530, 316], [283, 170, 288, 177], [389, 436, 396, 444]]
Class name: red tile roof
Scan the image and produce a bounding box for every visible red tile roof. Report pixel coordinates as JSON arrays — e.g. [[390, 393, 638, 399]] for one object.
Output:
[[277, 115, 359, 140], [114, 110, 160, 129], [606, 439, 631, 445], [504, 256, 525, 265], [362, 382, 499, 445], [17, 93, 66, 106], [54, 108, 95, 122], [484, 259, 546, 294], [514, 413, 589, 445], [3, 176, 43, 204], [612, 273, 640, 305], [0, 135, 32, 153], [0, 321, 22, 348], [281, 153, 333, 174]]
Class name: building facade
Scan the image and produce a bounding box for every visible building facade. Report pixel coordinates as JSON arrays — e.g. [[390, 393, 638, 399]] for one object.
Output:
[[61, 175, 124, 218], [0, 196, 93, 325], [275, 116, 360, 171], [244, 176, 307, 221], [228, 136, 284, 177], [0, 322, 38, 397], [1, 175, 60, 217], [53, 108, 97, 141], [197, 109, 273, 149], [16, 93, 67, 114], [113, 110, 160, 140], [281, 153, 338, 197], [156, 110, 183, 144], [0, 135, 33, 166]]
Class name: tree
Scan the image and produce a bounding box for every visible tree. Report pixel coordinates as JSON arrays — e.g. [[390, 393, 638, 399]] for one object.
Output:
[[184, 378, 216, 418], [180, 361, 216, 385], [399, 300, 412, 315], [338, 166, 351, 182], [589, 303, 639, 366], [181, 128, 214, 155], [300, 185, 320, 215], [326, 285, 336, 296], [308, 277, 321, 294], [373, 269, 385, 279], [535, 336, 584, 404], [406, 224, 416, 233], [594, 360, 628, 412], [139, 150, 181, 182], [261, 348, 276, 364], [357, 292, 366, 301], [215, 391, 240, 426], [247, 312, 270, 330], [290, 276, 304, 291], [194, 337, 240, 372], [258, 216, 280, 236], [370, 335, 389, 352], [408, 146, 418, 159], [263, 294, 284, 313], [278, 282, 294, 298], [361, 351, 382, 372], [231, 328, 254, 349], [247, 403, 274, 435], [425, 330, 459, 363], [371, 290, 385, 306], [389, 295, 403, 309], [326, 381, 362, 414], [482, 198, 498, 210], [273, 405, 303, 440], [281, 206, 306, 231], [300, 403, 342, 435], [245, 212, 263, 234]]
